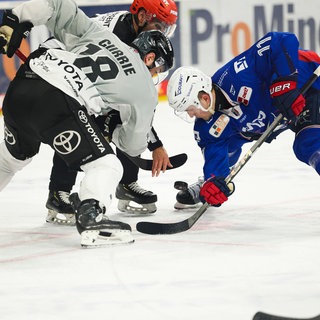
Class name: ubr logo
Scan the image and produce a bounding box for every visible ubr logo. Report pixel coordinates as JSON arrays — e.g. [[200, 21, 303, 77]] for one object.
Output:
[[53, 131, 81, 155]]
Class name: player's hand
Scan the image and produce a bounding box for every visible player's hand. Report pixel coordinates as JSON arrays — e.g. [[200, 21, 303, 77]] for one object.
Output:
[[0, 10, 33, 57], [103, 110, 122, 142], [270, 75, 305, 120], [151, 146, 173, 177], [199, 176, 234, 206]]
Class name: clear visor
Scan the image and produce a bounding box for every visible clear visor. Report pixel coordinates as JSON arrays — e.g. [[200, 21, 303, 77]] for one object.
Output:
[[173, 103, 208, 123], [174, 109, 195, 123], [149, 57, 170, 80], [152, 69, 169, 85], [144, 15, 177, 37]]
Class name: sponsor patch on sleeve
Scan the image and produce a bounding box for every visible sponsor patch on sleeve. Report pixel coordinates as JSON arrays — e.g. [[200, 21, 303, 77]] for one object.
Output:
[[209, 114, 230, 137], [237, 86, 252, 106]]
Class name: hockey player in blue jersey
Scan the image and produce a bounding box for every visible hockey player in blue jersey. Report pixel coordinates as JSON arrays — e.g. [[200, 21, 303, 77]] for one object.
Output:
[[167, 31, 320, 208]]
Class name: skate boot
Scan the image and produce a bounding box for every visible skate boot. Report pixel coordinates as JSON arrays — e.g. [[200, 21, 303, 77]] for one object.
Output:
[[45, 190, 76, 225], [70, 193, 134, 247], [174, 178, 203, 210], [116, 182, 157, 215]]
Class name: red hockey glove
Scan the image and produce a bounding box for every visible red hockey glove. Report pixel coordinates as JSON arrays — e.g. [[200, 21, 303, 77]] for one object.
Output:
[[199, 176, 234, 206], [270, 75, 305, 120]]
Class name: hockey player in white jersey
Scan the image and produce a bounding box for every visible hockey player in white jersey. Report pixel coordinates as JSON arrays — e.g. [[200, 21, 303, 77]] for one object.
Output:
[[0, 0, 174, 247], [44, 0, 178, 223]]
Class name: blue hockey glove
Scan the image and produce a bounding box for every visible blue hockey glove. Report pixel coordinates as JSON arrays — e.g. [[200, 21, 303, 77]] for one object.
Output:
[[0, 10, 33, 57], [199, 176, 234, 207], [270, 75, 305, 121]]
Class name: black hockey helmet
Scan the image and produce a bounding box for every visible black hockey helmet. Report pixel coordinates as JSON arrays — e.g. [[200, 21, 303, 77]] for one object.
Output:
[[130, 30, 174, 72]]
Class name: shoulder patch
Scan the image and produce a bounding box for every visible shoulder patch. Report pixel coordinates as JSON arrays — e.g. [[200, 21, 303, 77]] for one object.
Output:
[[209, 114, 230, 137], [237, 86, 252, 106]]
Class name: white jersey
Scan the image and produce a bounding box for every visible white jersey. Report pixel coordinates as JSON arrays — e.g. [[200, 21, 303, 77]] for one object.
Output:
[[13, 0, 158, 157], [92, 11, 129, 30]]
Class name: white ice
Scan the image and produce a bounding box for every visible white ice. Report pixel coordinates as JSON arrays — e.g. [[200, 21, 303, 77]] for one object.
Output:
[[0, 101, 320, 320]]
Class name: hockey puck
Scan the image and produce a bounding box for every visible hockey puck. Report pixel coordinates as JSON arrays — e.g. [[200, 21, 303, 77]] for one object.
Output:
[[174, 181, 188, 191]]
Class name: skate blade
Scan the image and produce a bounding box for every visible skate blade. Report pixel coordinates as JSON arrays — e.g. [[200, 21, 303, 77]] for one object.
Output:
[[80, 230, 134, 248], [118, 201, 157, 216], [174, 202, 201, 210], [46, 210, 76, 226]]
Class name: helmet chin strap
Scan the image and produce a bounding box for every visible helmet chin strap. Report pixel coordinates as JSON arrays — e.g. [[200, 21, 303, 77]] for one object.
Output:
[[132, 11, 148, 34], [138, 21, 148, 34], [207, 91, 215, 114]]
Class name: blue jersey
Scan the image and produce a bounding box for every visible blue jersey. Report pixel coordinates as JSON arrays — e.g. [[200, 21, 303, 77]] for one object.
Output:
[[194, 32, 320, 180]]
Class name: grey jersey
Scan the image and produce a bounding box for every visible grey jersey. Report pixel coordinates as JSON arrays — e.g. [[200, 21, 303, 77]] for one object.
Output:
[[13, 0, 158, 156]]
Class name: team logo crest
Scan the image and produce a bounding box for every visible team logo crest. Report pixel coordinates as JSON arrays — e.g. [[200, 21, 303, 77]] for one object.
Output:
[[234, 57, 248, 73]]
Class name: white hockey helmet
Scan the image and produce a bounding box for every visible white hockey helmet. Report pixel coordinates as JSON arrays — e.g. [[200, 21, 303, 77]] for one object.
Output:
[[167, 66, 214, 121]]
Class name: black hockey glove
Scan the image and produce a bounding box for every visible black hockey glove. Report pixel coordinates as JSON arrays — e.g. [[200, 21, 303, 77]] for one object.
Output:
[[270, 75, 305, 121], [103, 110, 122, 143], [0, 10, 33, 58]]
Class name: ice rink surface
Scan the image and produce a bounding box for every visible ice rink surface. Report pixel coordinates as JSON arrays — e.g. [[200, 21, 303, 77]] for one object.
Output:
[[1, 101, 320, 320]]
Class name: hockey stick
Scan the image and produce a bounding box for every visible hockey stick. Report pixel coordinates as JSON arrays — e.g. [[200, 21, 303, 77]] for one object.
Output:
[[136, 65, 320, 235], [125, 152, 187, 171], [15, 48, 27, 62], [14, 50, 188, 171], [253, 312, 320, 320]]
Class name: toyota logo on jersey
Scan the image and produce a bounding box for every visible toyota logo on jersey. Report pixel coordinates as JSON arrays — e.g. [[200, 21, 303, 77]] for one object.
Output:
[[78, 110, 88, 123], [53, 131, 81, 155]]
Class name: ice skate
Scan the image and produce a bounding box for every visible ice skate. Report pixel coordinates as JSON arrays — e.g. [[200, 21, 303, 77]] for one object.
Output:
[[116, 182, 157, 215], [174, 180, 202, 210], [45, 190, 76, 225], [70, 193, 134, 247]]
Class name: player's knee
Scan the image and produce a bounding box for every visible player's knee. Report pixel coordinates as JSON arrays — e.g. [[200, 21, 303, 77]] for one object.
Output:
[[0, 142, 32, 173], [81, 154, 123, 179], [308, 151, 320, 174], [79, 154, 123, 207], [293, 128, 320, 175]]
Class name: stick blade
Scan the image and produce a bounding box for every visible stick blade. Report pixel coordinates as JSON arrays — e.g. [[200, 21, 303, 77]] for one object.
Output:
[[140, 153, 188, 171], [127, 153, 188, 171], [136, 203, 210, 235], [253, 312, 320, 320], [136, 219, 191, 235]]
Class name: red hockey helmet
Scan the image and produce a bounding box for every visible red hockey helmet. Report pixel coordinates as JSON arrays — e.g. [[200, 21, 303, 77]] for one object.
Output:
[[130, 0, 178, 36]]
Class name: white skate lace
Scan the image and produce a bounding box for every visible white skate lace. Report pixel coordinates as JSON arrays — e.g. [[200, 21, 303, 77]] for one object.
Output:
[[57, 191, 71, 204], [188, 176, 204, 201], [127, 182, 150, 195]]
